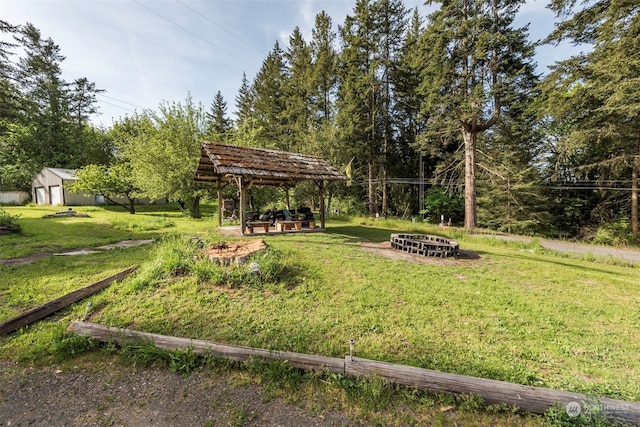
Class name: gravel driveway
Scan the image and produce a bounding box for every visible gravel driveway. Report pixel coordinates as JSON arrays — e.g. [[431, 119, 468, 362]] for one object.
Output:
[[474, 233, 640, 264], [0, 360, 362, 427]]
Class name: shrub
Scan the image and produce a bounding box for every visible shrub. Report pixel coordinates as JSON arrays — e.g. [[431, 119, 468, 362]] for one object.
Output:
[[420, 187, 464, 225], [590, 219, 636, 247], [0, 207, 21, 233]]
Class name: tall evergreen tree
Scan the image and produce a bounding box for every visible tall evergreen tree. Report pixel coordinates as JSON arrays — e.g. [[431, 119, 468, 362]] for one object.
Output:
[[476, 96, 549, 234], [68, 77, 104, 165], [0, 20, 21, 124], [337, 0, 381, 215], [206, 90, 232, 141], [16, 23, 72, 168], [0, 21, 104, 191], [252, 41, 287, 150], [310, 11, 338, 125], [418, 0, 537, 229], [393, 8, 427, 214], [233, 72, 261, 147], [235, 72, 254, 125], [283, 27, 313, 153], [543, 0, 640, 237], [372, 0, 407, 216]]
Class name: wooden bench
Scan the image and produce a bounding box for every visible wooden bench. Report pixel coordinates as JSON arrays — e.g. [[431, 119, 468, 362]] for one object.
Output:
[[246, 221, 271, 234], [275, 220, 302, 231]]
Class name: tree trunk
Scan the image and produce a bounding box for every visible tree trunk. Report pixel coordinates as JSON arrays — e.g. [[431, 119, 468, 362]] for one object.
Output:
[[128, 197, 135, 215], [463, 128, 477, 229], [285, 187, 291, 210], [368, 161, 377, 216], [192, 196, 201, 219], [382, 165, 388, 218], [632, 141, 639, 238]]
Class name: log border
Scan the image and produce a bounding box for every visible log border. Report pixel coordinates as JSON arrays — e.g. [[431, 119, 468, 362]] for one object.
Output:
[[67, 321, 640, 424]]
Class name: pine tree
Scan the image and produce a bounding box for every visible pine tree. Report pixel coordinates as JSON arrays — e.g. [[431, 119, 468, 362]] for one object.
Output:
[[476, 97, 549, 234], [16, 23, 72, 168], [418, 0, 537, 229], [282, 27, 313, 153], [309, 11, 338, 125], [235, 72, 254, 125], [252, 41, 287, 150], [0, 20, 21, 124], [393, 8, 427, 215], [543, 0, 640, 237], [206, 90, 232, 141], [372, 0, 407, 216], [337, 0, 381, 216]]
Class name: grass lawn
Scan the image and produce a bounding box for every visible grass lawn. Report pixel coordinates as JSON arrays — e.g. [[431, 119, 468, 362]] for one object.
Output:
[[1, 204, 639, 425]]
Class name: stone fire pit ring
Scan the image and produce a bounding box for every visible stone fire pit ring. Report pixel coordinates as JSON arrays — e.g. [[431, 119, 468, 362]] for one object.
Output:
[[390, 234, 459, 258]]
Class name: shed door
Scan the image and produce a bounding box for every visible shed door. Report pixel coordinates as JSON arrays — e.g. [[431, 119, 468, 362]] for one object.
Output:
[[49, 185, 62, 206], [35, 187, 46, 205]]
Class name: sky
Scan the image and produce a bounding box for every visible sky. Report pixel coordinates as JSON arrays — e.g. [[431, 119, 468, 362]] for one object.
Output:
[[0, 0, 577, 127]]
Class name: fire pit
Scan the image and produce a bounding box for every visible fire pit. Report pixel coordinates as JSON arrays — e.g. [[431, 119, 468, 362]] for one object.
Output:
[[390, 234, 459, 258], [206, 240, 267, 265]]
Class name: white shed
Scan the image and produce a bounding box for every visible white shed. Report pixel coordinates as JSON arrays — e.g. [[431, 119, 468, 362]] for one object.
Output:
[[31, 168, 97, 206]]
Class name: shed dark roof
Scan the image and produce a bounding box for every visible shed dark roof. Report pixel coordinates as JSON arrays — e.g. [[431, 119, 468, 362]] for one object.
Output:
[[195, 142, 346, 186]]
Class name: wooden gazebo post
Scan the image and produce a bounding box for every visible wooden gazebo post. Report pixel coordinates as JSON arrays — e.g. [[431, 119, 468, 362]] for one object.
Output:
[[217, 180, 222, 228], [235, 176, 246, 235], [317, 180, 326, 229]]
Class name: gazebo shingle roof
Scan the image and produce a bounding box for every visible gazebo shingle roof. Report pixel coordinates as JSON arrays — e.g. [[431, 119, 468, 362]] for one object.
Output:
[[194, 141, 346, 186]]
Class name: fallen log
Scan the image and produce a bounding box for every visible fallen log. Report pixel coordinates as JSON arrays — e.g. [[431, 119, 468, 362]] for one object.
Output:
[[67, 321, 640, 424], [67, 321, 344, 374], [0, 266, 138, 336]]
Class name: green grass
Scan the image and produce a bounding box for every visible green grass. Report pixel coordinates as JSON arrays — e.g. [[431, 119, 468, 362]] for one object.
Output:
[[1, 206, 639, 425], [0, 204, 217, 259]]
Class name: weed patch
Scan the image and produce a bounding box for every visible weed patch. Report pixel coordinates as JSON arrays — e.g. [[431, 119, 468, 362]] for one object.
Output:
[[110, 216, 175, 232]]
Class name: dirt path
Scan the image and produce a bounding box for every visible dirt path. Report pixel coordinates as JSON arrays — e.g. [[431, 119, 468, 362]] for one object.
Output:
[[0, 360, 362, 427], [0, 240, 155, 266]]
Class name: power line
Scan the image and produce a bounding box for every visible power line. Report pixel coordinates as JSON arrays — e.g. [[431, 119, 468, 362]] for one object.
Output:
[[97, 93, 146, 110], [544, 186, 636, 191], [131, 0, 253, 67], [96, 98, 137, 113], [174, 0, 265, 55]]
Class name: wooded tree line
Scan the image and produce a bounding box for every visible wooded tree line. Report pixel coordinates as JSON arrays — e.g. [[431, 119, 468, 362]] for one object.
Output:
[[0, 21, 110, 191], [1, 0, 638, 241]]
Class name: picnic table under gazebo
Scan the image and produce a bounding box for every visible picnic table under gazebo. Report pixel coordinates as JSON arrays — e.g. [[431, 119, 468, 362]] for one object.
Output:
[[194, 142, 346, 235]]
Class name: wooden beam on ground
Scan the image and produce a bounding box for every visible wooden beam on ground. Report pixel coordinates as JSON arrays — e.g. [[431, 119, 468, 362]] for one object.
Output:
[[344, 357, 640, 425], [66, 321, 640, 424], [0, 266, 138, 336], [67, 321, 344, 373]]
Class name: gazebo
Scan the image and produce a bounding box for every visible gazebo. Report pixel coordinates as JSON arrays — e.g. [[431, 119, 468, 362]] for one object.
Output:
[[194, 142, 346, 234]]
